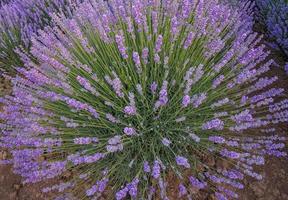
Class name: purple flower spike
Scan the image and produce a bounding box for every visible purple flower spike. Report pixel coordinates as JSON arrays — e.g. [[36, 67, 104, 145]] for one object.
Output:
[[152, 160, 161, 179], [182, 95, 191, 107], [155, 35, 163, 53], [161, 138, 171, 146], [143, 161, 151, 173], [178, 183, 187, 197], [176, 156, 190, 168], [208, 136, 225, 144], [202, 118, 224, 130], [150, 81, 158, 94], [124, 127, 136, 136], [115, 31, 128, 59], [189, 176, 207, 189]]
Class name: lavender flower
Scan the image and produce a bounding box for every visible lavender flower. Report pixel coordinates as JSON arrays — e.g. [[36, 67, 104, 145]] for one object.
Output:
[[115, 31, 128, 59], [150, 81, 158, 94], [143, 161, 151, 173], [123, 106, 136, 115], [178, 183, 187, 197], [161, 138, 171, 146], [189, 176, 207, 189], [182, 95, 190, 107], [133, 51, 142, 73], [176, 156, 190, 168], [152, 160, 161, 179], [123, 127, 136, 136], [0, 0, 82, 74], [255, 0, 288, 57], [155, 35, 163, 53]]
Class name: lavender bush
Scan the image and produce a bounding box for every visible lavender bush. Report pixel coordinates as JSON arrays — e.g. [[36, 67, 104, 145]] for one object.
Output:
[[0, 0, 81, 74], [0, 0, 287, 199], [255, 0, 288, 57]]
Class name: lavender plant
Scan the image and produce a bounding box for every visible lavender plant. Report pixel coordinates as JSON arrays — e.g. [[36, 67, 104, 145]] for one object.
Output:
[[0, 0, 81, 74], [255, 0, 288, 57], [0, 0, 287, 199]]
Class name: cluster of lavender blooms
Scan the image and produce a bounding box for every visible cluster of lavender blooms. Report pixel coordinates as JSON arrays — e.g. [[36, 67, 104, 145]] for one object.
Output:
[[0, 0, 287, 199], [0, 0, 82, 74], [223, 0, 288, 72], [254, 0, 288, 57]]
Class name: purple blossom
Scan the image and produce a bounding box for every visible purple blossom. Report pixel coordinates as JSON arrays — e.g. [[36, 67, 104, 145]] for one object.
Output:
[[189, 176, 207, 189], [108, 135, 121, 145], [217, 186, 239, 198], [202, 118, 224, 130], [86, 178, 109, 196], [152, 160, 161, 179], [143, 161, 151, 173], [184, 31, 195, 49], [231, 110, 253, 124], [123, 106, 137, 115], [155, 35, 163, 53], [222, 170, 244, 180], [73, 137, 98, 145], [77, 76, 98, 95], [106, 113, 120, 123], [133, 51, 142, 73], [191, 92, 207, 108], [136, 84, 143, 95], [128, 178, 139, 197], [115, 178, 139, 200], [115, 31, 128, 59], [107, 135, 123, 152], [115, 187, 129, 200], [255, 0, 288, 57], [161, 138, 171, 146], [208, 136, 225, 144], [182, 95, 190, 107], [176, 156, 190, 168], [105, 73, 124, 98], [178, 183, 187, 197], [154, 80, 168, 109], [212, 75, 225, 89], [170, 16, 179, 37], [220, 149, 240, 159], [154, 53, 160, 64], [123, 127, 136, 136], [215, 192, 228, 200], [142, 47, 149, 64], [189, 132, 201, 143], [150, 82, 158, 94]]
